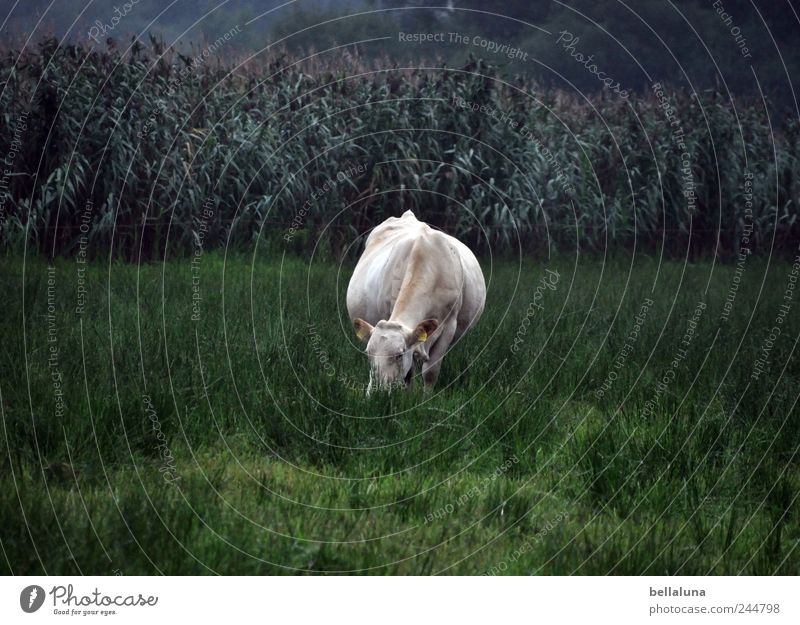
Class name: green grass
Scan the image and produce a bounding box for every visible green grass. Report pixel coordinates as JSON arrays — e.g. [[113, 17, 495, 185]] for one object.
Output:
[[1, 251, 798, 574]]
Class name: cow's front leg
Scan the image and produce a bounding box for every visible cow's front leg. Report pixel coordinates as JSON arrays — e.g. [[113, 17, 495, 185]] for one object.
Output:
[[404, 364, 415, 389], [421, 319, 457, 390]]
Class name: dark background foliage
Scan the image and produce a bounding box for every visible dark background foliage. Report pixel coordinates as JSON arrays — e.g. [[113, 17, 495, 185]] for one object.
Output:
[[3, 1, 797, 105], [0, 1, 798, 260]]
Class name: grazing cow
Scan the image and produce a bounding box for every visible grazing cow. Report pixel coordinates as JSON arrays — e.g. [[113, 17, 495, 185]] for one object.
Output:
[[346, 210, 486, 391]]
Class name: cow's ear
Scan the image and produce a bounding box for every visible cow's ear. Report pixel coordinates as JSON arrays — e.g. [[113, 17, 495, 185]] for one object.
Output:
[[411, 319, 439, 344], [353, 318, 374, 342]]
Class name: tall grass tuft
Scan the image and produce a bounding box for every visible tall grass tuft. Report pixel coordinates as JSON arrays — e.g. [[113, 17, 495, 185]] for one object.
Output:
[[0, 38, 797, 260]]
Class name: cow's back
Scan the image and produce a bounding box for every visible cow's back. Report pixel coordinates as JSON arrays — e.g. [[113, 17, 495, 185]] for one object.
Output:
[[346, 211, 423, 323], [346, 211, 485, 335]]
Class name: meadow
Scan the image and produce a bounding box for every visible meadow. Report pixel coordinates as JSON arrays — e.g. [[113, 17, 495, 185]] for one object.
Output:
[[0, 31, 798, 577], [1, 251, 798, 575]]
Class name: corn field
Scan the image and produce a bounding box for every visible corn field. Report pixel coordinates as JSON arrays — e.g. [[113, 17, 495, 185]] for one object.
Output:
[[1, 36, 798, 260]]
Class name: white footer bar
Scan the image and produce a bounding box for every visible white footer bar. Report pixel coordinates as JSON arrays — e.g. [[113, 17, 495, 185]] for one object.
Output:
[[2, 576, 797, 623]]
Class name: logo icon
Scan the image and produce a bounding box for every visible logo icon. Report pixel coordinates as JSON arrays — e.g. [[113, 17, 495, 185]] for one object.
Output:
[[20, 585, 45, 613]]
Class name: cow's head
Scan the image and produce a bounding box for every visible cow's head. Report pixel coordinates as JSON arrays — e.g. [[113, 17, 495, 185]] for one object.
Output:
[[353, 318, 439, 391]]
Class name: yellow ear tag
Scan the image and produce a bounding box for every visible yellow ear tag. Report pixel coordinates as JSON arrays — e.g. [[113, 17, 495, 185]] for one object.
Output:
[[418, 331, 428, 343], [357, 329, 366, 340]]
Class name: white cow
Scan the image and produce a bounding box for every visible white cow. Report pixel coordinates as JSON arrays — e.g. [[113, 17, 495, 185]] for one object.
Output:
[[346, 210, 486, 391]]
